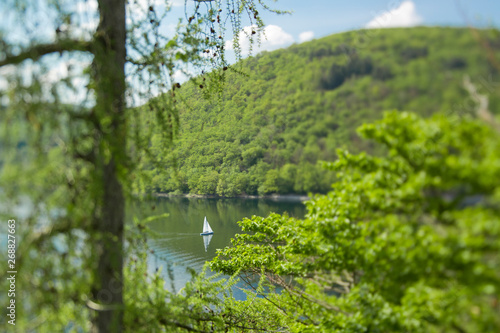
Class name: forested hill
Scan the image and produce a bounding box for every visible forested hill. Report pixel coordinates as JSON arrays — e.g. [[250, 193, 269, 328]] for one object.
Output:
[[136, 27, 500, 196]]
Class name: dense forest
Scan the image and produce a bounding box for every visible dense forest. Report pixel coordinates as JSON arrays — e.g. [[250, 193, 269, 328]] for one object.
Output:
[[134, 27, 500, 196]]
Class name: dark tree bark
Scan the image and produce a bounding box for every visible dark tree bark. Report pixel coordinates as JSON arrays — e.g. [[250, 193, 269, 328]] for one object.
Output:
[[90, 0, 126, 331]]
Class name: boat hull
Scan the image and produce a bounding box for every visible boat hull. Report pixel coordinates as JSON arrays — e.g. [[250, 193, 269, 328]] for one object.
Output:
[[200, 232, 214, 236]]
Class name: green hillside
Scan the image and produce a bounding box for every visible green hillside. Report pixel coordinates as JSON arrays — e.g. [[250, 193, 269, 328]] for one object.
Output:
[[135, 27, 500, 196]]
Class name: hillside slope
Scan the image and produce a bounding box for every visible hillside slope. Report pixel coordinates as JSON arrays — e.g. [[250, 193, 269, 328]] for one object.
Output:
[[136, 27, 500, 196]]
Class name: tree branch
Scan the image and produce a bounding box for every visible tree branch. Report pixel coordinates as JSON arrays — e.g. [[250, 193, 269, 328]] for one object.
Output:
[[269, 273, 348, 315], [158, 317, 210, 333], [0, 39, 93, 67]]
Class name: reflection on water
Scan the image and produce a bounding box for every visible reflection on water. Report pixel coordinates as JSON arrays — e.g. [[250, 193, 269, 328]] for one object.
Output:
[[202, 234, 213, 252], [128, 197, 307, 292]]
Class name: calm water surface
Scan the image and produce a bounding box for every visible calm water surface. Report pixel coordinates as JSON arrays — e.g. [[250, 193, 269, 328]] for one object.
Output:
[[129, 197, 307, 292]]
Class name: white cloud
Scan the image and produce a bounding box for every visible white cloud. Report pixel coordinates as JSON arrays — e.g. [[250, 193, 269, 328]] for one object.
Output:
[[366, 0, 423, 29], [260, 25, 295, 47], [225, 25, 294, 56], [298, 31, 314, 43]]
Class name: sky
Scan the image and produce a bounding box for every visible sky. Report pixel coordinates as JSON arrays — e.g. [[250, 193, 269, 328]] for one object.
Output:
[[166, 0, 500, 57], [159, 0, 500, 82], [1, 0, 499, 105], [1, 0, 499, 63]]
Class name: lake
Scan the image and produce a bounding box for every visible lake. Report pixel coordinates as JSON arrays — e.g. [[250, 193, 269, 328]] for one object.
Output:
[[129, 196, 307, 293]]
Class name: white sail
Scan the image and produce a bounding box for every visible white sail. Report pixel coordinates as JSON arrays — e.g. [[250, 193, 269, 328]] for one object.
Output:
[[202, 234, 213, 252], [202, 216, 213, 234]]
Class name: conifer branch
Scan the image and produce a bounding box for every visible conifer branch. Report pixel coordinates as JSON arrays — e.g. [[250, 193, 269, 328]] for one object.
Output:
[[0, 39, 92, 67]]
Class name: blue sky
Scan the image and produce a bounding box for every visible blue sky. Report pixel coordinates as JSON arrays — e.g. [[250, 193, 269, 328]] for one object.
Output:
[[1, 0, 498, 60], [167, 0, 499, 57], [161, 0, 499, 72], [1, 0, 498, 104], [256, 0, 499, 37], [2, 0, 498, 61], [229, 0, 500, 52]]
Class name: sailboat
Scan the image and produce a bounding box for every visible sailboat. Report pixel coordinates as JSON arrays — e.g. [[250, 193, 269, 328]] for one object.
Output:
[[200, 216, 214, 236], [202, 233, 213, 252]]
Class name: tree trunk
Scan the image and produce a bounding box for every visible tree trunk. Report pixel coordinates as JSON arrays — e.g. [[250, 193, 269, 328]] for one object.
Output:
[[91, 0, 126, 331]]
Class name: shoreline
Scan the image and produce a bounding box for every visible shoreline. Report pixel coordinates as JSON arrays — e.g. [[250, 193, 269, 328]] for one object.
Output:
[[154, 193, 310, 201]]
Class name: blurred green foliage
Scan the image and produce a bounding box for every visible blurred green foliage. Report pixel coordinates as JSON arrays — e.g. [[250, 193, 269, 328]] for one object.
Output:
[[208, 111, 500, 332], [135, 27, 500, 196]]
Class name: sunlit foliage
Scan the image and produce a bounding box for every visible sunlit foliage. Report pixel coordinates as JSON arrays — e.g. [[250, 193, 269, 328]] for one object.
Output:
[[210, 111, 500, 332]]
